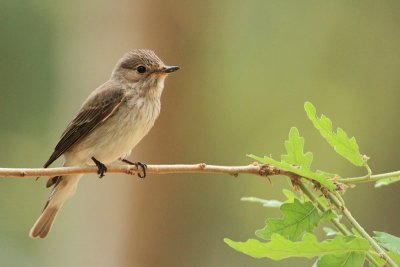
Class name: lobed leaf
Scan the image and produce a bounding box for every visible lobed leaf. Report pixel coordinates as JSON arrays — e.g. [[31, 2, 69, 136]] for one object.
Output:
[[282, 127, 313, 169], [224, 233, 369, 261], [248, 154, 336, 191], [316, 252, 365, 267], [374, 231, 400, 254], [368, 253, 386, 267], [316, 170, 339, 179], [256, 199, 320, 241], [304, 102, 365, 167], [320, 209, 338, 222], [249, 126, 337, 190], [282, 189, 296, 203]]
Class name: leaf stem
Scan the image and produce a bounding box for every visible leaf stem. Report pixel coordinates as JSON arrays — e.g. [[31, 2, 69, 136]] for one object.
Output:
[[298, 183, 381, 267], [366, 164, 372, 176], [337, 170, 400, 184], [298, 183, 349, 234], [328, 192, 398, 267]]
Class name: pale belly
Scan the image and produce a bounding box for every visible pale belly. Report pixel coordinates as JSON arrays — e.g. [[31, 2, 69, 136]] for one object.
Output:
[[64, 98, 160, 166]]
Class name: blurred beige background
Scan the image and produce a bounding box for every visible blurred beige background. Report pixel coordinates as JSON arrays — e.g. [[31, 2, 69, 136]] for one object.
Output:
[[1, 1, 399, 266]]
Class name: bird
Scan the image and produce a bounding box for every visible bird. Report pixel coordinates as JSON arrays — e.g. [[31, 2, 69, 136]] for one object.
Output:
[[29, 49, 179, 238]]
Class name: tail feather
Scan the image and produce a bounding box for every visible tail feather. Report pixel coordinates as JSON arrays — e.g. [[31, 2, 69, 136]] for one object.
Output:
[[30, 174, 82, 238], [29, 206, 59, 238], [46, 176, 61, 188]]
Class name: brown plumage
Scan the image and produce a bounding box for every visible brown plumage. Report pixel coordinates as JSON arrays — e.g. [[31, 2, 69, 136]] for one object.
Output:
[[30, 49, 179, 238], [44, 89, 126, 169]]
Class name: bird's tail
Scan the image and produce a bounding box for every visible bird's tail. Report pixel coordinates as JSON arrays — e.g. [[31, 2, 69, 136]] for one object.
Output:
[[29, 174, 82, 238]]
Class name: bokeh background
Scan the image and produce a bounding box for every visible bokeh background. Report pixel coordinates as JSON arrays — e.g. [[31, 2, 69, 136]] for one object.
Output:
[[1, 1, 399, 266]]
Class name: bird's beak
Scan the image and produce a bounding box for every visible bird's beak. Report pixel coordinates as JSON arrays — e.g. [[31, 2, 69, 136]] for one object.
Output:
[[160, 66, 180, 73]]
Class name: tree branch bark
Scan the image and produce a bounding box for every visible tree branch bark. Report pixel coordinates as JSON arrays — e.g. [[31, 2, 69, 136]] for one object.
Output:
[[0, 163, 283, 178]]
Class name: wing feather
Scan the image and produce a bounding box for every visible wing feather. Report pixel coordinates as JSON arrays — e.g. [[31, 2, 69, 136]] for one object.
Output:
[[43, 87, 126, 168]]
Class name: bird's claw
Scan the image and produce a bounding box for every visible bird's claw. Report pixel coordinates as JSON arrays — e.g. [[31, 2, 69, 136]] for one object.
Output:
[[91, 157, 107, 178], [136, 162, 147, 178], [121, 159, 147, 178]]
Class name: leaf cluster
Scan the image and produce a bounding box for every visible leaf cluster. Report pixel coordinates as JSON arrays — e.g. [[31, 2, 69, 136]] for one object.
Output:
[[224, 102, 400, 266]]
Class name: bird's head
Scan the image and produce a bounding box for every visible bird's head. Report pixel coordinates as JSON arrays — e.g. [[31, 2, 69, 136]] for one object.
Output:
[[112, 49, 179, 96]]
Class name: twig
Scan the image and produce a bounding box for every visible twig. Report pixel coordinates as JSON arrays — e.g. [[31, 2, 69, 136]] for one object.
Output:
[[0, 163, 279, 178], [1, 163, 394, 266], [328, 192, 398, 267], [299, 182, 381, 267], [338, 170, 400, 184]]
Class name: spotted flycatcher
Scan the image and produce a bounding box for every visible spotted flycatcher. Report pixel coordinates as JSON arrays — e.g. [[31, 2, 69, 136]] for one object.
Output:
[[30, 49, 179, 238]]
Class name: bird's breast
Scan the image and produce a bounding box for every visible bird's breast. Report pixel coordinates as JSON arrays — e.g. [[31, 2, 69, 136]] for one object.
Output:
[[68, 95, 161, 164]]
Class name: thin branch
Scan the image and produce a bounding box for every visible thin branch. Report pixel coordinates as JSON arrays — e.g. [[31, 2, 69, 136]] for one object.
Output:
[[1, 162, 394, 266], [338, 170, 400, 184], [328, 192, 398, 267], [299, 182, 381, 267], [0, 163, 281, 178]]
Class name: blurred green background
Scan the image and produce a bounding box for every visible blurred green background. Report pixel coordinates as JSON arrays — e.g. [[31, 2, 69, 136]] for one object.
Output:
[[1, 1, 400, 266]]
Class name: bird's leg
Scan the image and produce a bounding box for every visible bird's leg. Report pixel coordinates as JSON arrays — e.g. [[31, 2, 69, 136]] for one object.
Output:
[[120, 158, 147, 178], [91, 157, 107, 178]]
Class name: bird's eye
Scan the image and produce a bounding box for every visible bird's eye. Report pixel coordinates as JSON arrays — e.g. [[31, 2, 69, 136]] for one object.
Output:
[[137, 66, 146, 73]]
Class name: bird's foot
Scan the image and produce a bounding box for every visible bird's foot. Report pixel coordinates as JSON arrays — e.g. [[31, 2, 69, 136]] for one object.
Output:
[[91, 157, 107, 178], [120, 158, 147, 178]]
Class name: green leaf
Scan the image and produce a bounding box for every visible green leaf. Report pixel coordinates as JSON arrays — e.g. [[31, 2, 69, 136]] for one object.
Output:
[[282, 127, 313, 169], [282, 189, 296, 203], [316, 252, 365, 267], [374, 231, 400, 254], [224, 233, 369, 260], [256, 199, 320, 241], [369, 253, 386, 267], [388, 252, 400, 265], [320, 209, 338, 222], [241, 197, 282, 208], [249, 154, 336, 191], [364, 245, 399, 267], [248, 126, 336, 190], [318, 194, 330, 207], [316, 170, 340, 179], [304, 102, 365, 167], [375, 176, 400, 188]]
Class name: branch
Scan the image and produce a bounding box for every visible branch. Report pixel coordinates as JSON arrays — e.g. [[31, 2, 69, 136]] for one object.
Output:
[[338, 170, 400, 184], [0, 163, 286, 178], [299, 182, 381, 267], [328, 192, 399, 267], [2, 163, 395, 266]]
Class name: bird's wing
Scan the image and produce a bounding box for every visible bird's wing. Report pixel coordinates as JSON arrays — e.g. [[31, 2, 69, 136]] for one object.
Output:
[[43, 87, 127, 168]]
